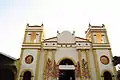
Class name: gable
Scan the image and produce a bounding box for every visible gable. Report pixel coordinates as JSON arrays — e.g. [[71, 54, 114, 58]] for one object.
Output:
[[43, 31, 90, 43], [44, 37, 57, 42], [57, 31, 75, 43], [75, 37, 89, 42]]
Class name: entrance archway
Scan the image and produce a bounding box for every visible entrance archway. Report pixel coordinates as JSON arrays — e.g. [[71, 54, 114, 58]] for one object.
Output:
[[59, 59, 75, 80], [103, 71, 112, 80], [0, 68, 14, 80], [23, 71, 31, 80]]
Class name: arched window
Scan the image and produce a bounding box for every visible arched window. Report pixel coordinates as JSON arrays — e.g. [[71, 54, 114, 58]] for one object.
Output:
[[59, 59, 74, 65], [23, 71, 31, 80], [103, 71, 112, 80]]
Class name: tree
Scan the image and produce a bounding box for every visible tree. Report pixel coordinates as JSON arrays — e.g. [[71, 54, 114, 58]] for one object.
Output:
[[117, 70, 120, 80]]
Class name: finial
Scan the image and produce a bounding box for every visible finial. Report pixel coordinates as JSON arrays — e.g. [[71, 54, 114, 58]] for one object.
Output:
[[57, 30, 59, 34], [72, 31, 75, 35], [41, 22, 44, 26], [89, 23, 91, 27], [102, 24, 105, 27], [26, 23, 29, 26]]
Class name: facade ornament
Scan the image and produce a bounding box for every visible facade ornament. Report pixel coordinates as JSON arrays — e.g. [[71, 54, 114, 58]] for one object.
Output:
[[44, 59, 62, 80], [102, 24, 105, 27], [52, 60, 59, 78], [45, 58, 53, 79], [26, 23, 29, 26], [72, 31, 75, 35], [75, 61, 81, 77], [41, 23, 44, 26], [89, 23, 91, 27], [82, 59, 90, 78], [57, 30, 60, 34]]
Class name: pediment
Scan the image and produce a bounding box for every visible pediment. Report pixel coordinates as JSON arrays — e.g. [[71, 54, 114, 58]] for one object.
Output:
[[57, 31, 75, 43], [43, 32, 90, 43], [44, 37, 57, 42]]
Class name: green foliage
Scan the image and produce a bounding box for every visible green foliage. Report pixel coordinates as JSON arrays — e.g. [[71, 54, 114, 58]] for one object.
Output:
[[117, 70, 120, 80]]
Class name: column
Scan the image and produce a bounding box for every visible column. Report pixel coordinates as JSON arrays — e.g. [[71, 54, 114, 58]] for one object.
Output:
[[35, 49, 40, 80]]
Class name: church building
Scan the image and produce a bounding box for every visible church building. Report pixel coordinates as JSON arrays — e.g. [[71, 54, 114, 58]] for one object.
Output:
[[17, 23, 116, 80]]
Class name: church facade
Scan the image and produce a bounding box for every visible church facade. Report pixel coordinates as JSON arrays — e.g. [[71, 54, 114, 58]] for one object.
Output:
[[17, 24, 116, 80]]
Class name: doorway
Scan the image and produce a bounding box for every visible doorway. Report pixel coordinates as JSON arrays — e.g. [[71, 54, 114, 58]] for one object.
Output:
[[103, 71, 112, 80], [59, 59, 75, 80], [23, 71, 31, 80], [59, 70, 75, 80]]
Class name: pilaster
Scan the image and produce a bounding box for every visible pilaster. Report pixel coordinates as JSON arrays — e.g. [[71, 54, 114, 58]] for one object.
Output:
[[35, 49, 40, 80], [93, 49, 100, 80], [43, 50, 48, 80], [78, 49, 82, 80]]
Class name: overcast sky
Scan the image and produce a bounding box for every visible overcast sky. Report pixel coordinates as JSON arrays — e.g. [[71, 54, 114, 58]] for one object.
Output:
[[0, 0, 120, 58]]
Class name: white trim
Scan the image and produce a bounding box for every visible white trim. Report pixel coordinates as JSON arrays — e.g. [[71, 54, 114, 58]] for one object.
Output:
[[22, 45, 41, 48], [59, 65, 75, 70]]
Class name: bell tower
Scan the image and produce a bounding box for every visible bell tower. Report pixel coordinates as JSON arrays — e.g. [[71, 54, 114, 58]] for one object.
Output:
[[86, 24, 109, 44], [85, 24, 116, 80], [23, 23, 44, 44], [17, 23, 44, 80]]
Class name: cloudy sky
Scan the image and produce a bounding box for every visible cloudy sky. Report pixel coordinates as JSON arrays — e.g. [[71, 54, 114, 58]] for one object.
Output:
[[0, 0, 120, 58]]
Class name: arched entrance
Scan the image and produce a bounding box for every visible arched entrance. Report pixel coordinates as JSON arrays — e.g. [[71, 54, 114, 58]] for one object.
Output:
[[0, 68, 14, 80], [103, 71, 112, 80], [59, 59, 75, 80], [23, 71, 31, 80]]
